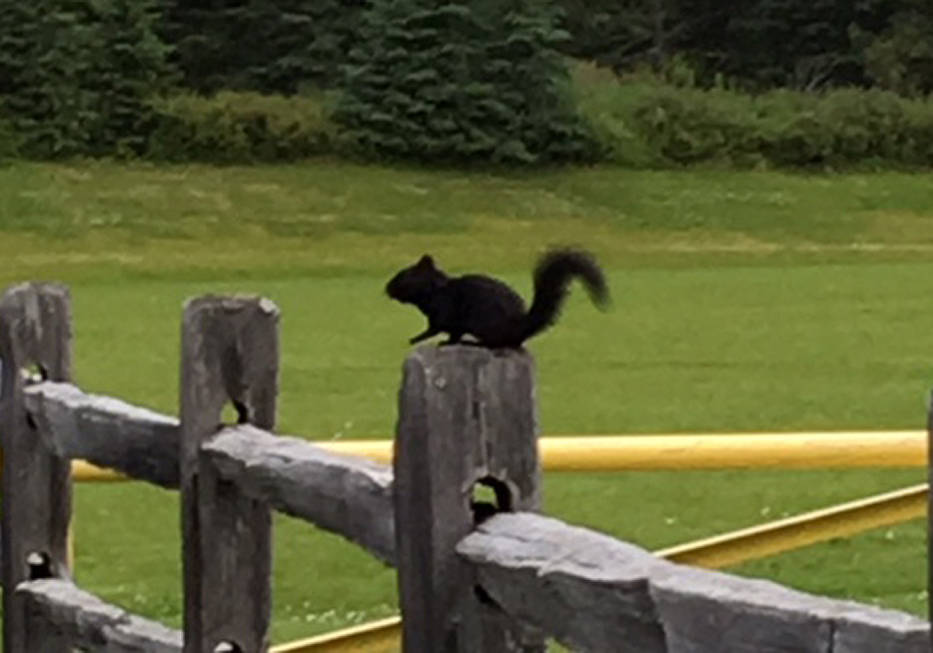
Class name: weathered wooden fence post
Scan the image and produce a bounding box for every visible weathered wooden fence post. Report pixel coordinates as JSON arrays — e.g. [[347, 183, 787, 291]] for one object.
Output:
[[0, 283, 73, 652], [928, 389, 933, 644], [180, 296, 279, 653], [394, 345, 546, 652]]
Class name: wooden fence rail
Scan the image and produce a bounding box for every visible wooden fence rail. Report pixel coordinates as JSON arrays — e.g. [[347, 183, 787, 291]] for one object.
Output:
[[0, 282, 930, 652]]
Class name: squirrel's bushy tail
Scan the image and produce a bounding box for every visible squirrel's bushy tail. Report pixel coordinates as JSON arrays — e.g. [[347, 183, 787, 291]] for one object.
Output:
[[522, 248, 609, 341]]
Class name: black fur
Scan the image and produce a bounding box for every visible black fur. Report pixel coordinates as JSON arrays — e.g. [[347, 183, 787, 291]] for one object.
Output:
[[385, 248, 609, 348]]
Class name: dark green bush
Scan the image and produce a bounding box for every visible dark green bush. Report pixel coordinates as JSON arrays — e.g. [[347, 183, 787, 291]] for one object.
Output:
[[147, 92, 336, 163], [574, 64, 933, 169], [815, 89, 910, 163], [754, 91, 831, 166], [0, 116, 19, 163], [628, 86, 761, 165], [900, 100, 933, 165]]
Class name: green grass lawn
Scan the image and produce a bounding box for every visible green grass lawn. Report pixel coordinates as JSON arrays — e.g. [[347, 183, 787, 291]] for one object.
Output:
[[1, 160, 931, 643]]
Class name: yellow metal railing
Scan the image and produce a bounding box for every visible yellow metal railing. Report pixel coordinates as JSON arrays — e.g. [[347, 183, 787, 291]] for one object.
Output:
[[71, 430, 927, 482], [656, 483, 928, 567], [269, 618, 402, 653]]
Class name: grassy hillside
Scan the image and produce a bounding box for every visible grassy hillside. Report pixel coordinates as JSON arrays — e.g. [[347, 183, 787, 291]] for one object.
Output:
[[1, 161, 930, 642]]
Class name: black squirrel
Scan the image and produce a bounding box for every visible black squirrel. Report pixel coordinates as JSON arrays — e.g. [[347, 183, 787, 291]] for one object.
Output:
[[385, 248, 609, 348]]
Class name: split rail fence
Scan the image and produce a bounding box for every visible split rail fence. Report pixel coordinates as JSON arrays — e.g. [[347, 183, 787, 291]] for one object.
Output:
[[0, 282, 930, 652]]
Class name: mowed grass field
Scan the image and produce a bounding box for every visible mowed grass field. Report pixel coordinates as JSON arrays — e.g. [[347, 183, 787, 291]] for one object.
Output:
[[1, 160, 932, 643]]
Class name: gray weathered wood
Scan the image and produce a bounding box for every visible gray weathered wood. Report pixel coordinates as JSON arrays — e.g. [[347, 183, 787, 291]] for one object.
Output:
[[394, 345, 546, 653], [457, 512, 931, 653], [831, 601, 931, 653], [0, 283, 73, 653], [928, 387, 933, 642], [457, 512, 667, 652], [17, 578, 182, 652], [203, 425, 395, 564], [651, 565, 832, 652], [652, 563, 930, 653], [180, 295, 279, 653], [24, 381, 180, 487]]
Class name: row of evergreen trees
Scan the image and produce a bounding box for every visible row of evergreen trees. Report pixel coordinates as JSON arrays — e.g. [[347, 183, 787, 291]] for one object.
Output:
[[2, 0, 932, 162], [0, 0, 170, 158], [165, 0, 933, 97], [2, 0, 602, 162]]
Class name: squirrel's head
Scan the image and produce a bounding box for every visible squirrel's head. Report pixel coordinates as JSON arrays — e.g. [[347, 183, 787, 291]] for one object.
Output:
[[385, 254, 446, 304]]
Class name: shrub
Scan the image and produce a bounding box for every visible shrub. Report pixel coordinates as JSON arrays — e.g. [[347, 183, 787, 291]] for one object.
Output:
[[815, 89, 910, 164], [627, 85, 761, 166], [754, 90, 831, 166], [0, 116, 19, 163], [899, 99, 933, 165], [573, 64, 933, 169], [147, 91, 337, 163]]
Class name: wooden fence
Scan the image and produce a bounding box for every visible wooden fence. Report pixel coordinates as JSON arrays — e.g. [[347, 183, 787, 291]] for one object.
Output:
[[0, 281, 930, 652]]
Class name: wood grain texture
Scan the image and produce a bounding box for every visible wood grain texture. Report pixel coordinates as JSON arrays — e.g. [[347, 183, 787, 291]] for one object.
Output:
[[458, 512, 667, 653], [203, 425, 395, 564], [0, 283, 73, 653], [394, 345, 545, 653], [17, 578, 182, 652], [24, 381, 180, 487], [458, 512, 931, 653], [180, 295, 279, 653]]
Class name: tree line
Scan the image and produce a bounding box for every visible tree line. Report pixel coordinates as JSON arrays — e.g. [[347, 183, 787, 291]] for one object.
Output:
[[1, 0, 931, 162], [164, 0, 933, 96]]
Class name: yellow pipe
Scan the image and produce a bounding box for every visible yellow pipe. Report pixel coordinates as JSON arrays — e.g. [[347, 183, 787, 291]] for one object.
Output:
[[71, 459, 127, 482], [270, 617, 402, 653], [656, 482, 928, 568], [69, 430, 928, 482], [533, 431, 925, 471], [273, 482, 929, 652], [314, 431, 926, 470]]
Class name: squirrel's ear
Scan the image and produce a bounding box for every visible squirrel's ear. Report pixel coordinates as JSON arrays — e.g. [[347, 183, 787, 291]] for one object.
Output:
[[417, 254, 435, 268]]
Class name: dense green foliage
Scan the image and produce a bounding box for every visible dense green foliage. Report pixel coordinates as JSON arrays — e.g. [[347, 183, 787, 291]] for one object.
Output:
[[559, 0, 933, 94], [0, 0, 170, 158], [147, 91, 335, 162], [135, 70, 933, 167], [0, 116, 18, 162], [4, 0, 933, 164], [334, 0, 600, 164], [574, 71, 933, 168], [855, 0, 933, 96], [154, 0, 933, 97], [161, 0, 362, 94]]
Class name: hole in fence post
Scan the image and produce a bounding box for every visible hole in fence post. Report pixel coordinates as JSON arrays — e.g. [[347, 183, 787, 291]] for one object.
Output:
[[471, 476, 512, 525], [213, 641, 243, 653], [26, 552, 53, 580], [232, 399, 249, 424], [473, 584, 499, 607], [220, 400, 250, 426], [22, 363, 47, 383]]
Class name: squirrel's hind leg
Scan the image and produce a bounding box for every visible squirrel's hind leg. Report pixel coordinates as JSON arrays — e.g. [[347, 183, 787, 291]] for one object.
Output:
[[409, 325, 440, 345], [440, 331, 464, 346]]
